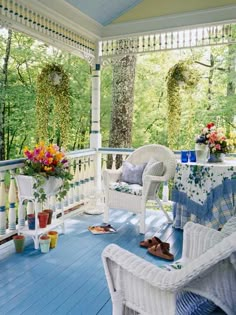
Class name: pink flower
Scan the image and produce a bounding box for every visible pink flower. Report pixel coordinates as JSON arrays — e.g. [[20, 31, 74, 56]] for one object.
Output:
[[24, 150, 32, 159], [45, 152, 52, 158], [208, 132, 218, 143]]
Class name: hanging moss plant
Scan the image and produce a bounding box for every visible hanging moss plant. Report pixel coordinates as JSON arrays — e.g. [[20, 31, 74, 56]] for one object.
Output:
[[166, 60, 199, 149], [36, 63, 70, 147]]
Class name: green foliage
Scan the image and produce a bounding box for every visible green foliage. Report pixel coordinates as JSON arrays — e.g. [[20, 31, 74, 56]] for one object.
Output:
[[0, 29, 91, 159], [0, 27, 236, 160], [166, 60, 199, 149], [36, 63, 70, 146], [128, 47, 236, 152]]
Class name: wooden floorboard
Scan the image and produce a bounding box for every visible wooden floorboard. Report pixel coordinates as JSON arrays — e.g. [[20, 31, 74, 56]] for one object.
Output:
[[0, 209, 183, 315]]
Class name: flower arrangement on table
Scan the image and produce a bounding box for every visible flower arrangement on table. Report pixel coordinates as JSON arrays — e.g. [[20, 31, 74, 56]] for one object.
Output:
[[23, 142, 73, 202], [195, 122, 229, 157]]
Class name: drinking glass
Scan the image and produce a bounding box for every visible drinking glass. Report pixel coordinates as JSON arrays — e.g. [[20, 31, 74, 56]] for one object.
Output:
[[189, 150, 196, 162], [181, 150, 189, 163]]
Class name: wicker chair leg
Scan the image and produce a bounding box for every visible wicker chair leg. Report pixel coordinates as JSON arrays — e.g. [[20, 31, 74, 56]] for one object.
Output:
[[139, 200, 146, 234], [155, 197, 173, 224]]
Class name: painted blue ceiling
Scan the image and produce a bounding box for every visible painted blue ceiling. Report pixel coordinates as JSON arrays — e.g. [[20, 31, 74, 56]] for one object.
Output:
[[65, 0, 143, 25]]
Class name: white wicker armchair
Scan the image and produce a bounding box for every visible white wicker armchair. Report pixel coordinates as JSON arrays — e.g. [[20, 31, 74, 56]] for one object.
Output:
[[103, 144, 177, 234], [102, 222, 236, 315]]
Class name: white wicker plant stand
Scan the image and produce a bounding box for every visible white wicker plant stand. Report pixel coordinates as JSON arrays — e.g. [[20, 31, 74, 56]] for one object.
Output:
[[15, 175, 64, 249]]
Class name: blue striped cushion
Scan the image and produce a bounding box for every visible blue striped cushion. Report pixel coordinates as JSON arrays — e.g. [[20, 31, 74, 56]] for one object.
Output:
[[176, 292, 216, 315]]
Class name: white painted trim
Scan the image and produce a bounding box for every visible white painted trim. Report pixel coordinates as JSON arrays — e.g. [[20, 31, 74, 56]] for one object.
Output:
[[102, 5, 236, 39], [21, 0, 102, 41], [0, 15, 92, 60]]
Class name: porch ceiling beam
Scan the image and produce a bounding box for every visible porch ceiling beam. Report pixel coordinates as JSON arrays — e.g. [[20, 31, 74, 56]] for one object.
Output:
[[102, 5, 236, 39]]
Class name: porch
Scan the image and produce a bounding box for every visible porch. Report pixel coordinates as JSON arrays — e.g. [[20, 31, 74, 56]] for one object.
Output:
[[0, 1, 235, 314], [0, 209, 181, 315]]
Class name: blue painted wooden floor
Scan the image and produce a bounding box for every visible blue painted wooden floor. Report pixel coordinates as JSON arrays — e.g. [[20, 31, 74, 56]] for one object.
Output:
[[0, 209, 183, 315]]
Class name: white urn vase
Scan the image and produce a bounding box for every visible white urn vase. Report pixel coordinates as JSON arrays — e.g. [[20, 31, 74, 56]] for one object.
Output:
[[195, 143, 209, 163]]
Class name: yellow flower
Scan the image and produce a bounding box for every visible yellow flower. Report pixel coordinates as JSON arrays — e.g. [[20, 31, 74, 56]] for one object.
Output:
[[44, 166, 52, 171], [55, 152, 63, 161], [48, 145, 56, 155]]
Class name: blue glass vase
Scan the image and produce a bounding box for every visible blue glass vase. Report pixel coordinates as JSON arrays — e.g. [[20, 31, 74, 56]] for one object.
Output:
[[208, 153, 224, 163]]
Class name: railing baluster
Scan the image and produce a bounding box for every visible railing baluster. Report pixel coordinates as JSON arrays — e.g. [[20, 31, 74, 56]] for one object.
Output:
[[8, 171, 17, 231], [80, 157, 85, 200], [74, 159, 80, 203], [0, 172, 6, 235], [89, 156, 95, 197], [68, 160, 75, 206], [102, 154, 107, 170], [84, 157, 89, 200], [112, 154, 116, 170]]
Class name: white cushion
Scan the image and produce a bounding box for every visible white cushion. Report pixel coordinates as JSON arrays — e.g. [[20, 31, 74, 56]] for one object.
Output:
[[109, 182, 143, 196]]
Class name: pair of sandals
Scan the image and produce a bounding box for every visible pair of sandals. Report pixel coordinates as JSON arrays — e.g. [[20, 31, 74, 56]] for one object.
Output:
[[140, 236, 174, 261]]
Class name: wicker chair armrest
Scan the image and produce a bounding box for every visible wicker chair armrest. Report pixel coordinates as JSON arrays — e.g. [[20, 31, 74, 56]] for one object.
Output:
[[182, 222, 224, 260], [144, 174, 169, 183]]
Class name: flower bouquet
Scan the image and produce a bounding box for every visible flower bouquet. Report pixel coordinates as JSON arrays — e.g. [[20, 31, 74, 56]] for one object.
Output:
[[196, 122, 229, 162], [22, 142, 73, 202]]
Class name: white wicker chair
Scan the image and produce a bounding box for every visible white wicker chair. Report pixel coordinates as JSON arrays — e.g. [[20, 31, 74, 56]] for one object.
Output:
[[102, 222, 236, 315], [103, 144, 177, 234]]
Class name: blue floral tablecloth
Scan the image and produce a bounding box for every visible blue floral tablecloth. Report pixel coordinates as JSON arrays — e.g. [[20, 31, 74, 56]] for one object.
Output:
[[172, 160, 236, 229]]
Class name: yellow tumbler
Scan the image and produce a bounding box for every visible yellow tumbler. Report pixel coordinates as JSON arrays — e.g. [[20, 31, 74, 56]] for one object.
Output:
[[48, 231, 58, 248]]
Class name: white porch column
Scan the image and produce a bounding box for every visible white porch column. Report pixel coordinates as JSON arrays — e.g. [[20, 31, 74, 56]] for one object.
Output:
[[87, 45, 103, 215], [90, 56, 102, 150]]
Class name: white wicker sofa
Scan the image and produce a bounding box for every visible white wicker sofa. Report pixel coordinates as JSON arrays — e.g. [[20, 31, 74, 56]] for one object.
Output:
[[103, 144, 177, 234], [102, 221, 236, 315]]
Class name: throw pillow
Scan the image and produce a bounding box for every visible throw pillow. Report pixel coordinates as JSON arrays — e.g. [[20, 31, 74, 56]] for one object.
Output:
[[142, 158, 164, 184], [176, 292, 216, 315], [120, 161, 146, 186]]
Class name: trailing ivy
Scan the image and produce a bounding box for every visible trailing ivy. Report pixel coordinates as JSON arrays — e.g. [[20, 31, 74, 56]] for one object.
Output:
[[166, 60, 199, 149], [36, 63, 70, 147]]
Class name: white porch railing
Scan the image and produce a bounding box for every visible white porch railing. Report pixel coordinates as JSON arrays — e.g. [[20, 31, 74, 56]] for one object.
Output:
[[0, 148, 96, 243], [0, 147, 234, 247]]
